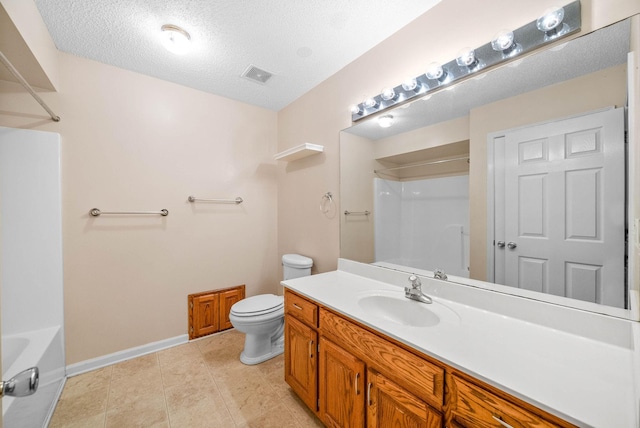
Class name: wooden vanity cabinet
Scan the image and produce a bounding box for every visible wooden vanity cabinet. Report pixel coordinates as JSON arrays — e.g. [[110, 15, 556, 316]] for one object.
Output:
[[446, 373, 574, 428], [368, 369, 442, 428], [319, 336, 366, 427], [284, 290, 319, 412], [284, 289, 574, 428]]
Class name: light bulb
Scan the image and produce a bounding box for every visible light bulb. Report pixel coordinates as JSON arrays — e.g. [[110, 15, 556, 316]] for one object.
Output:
[[491, 30, 515, 52], [401, 77, 419, 92], [537, 7, 565, 32], [363, 97, 379, 109], [350, 104, 362, 115], [161, 24, 191, 55], [456, 47, 477, 68], [425, 62, 445, 80], [377, 115, 394, 128], [381, 88, 397, 101]]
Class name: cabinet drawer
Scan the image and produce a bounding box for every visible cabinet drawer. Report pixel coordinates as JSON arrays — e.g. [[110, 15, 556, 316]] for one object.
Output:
[[320, 309, 444, 411], [285, 290, 318, 327], [450, 375, 567, 428]]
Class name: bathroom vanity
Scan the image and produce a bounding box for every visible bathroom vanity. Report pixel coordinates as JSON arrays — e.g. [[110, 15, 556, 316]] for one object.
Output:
[[282, 259, 640, 428]]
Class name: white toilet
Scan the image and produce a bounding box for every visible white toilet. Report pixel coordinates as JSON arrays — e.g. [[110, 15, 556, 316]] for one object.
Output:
[[229, 253, 313, 365]]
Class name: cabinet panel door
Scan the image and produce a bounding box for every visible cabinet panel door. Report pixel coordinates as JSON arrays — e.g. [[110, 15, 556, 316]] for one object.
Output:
[[193, 293, 219, 338], [219, 288, 244, 330], [367, 370, 441, 428], [285, 315, 318, 412], [319, 337, 365, 428]]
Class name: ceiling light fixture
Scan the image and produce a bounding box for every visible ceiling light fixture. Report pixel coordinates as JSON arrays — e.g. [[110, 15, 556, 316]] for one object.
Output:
[[161, 24, 191, 55], [349, 0, 580, 122], [377, 114, 394, 128]]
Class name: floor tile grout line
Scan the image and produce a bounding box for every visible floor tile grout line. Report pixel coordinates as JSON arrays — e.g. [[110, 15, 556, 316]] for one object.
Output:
[[103, 365, 113, 428], [157, 351, 174, 428], [198, 332, 241, 427]]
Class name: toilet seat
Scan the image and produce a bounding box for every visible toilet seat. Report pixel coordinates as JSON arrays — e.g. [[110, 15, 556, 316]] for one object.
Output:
[[230, 294, 284, 318]]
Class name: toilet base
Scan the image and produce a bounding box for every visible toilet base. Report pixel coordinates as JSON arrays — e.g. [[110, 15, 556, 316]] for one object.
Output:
[[239, 344, 284, 365], [237, 325, 285, 365]]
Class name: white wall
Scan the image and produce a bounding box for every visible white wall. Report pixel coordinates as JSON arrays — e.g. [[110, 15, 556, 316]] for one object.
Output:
[[374, 176, 469, 277]]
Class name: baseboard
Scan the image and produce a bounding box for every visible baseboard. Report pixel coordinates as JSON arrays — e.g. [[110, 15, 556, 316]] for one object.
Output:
[[65, 334, 189, 377], [43, 377, 66, 428]]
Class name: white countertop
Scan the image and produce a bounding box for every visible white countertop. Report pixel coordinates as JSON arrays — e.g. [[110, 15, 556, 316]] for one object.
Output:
[[282, 259, 640, 428]]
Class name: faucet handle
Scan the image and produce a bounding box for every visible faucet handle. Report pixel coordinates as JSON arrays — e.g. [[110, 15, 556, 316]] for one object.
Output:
[[408, 274, 421, 288], [433, 269, 447, 280]]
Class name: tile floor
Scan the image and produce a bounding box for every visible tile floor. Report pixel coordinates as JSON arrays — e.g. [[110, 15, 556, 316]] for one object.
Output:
[[49, 330, 324, 427]]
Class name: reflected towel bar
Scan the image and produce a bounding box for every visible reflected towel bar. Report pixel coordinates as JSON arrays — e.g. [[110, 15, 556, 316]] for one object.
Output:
[[374, 156, 469, 174], [344, 210, 370, 216], [0, 51, 61, 122], [188, 196, 243, 204], [90, 208, 169, 216]]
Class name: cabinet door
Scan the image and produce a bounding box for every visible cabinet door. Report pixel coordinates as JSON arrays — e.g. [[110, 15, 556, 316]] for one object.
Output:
[[367, 370, 441, 428], [285, 315, 318, 412], [219, 287, 244, 330], [192, 293, 219, 338], [319, 337, 366, 428]]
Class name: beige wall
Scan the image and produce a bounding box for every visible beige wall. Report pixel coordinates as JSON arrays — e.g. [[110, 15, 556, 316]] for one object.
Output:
[[339, 132, 376, 263], [277, 0, 640, 276], [0, 53, 278, 364]]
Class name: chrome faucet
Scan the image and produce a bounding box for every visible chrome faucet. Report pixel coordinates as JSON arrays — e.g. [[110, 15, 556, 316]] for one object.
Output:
[[404, 274, 433, 304], [433, 269, 447, 280]]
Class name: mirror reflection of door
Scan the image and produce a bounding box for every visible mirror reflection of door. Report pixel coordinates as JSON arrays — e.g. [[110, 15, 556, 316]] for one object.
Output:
[[490, 108, 626, 308]]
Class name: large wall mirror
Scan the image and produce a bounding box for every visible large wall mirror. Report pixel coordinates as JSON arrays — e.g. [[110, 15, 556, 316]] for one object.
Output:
[[340, 16, 639, 320]]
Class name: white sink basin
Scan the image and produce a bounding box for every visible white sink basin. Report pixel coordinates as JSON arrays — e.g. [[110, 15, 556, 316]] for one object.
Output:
[[358, 291, 441, 327]]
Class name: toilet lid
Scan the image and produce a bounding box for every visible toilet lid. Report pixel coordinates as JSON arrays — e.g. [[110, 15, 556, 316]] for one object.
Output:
[[231, 294, 284, 317]]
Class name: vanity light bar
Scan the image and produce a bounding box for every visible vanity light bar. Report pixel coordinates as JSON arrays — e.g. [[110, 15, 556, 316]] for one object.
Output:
[[350, 0, 581, 122]]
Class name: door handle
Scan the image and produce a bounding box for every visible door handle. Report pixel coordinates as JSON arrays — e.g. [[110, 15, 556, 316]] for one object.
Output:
[[496, 241, 505, 248], [0, 367, 39, 398], [355, 372, 360, 395], [507, 241, 517, 249]]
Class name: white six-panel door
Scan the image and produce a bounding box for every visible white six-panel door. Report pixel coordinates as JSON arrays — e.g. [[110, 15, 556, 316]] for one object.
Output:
[[492, 108, 626, 308]]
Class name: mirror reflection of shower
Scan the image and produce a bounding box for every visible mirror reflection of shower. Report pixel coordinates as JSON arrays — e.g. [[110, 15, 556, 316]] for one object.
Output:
[[374, 176, 469, 278]]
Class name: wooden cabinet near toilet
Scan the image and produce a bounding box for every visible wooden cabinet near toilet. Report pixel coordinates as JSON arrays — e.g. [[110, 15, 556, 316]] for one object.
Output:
[[188, 285, 245, 340], [284, 289, 576, 428]]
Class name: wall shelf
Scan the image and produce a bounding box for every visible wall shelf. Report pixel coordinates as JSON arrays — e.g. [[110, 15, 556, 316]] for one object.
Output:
[[275, 143, 324, 162]]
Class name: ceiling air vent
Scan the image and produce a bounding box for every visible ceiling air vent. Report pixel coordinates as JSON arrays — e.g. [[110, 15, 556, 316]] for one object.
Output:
[[241, 64, 273, 85]]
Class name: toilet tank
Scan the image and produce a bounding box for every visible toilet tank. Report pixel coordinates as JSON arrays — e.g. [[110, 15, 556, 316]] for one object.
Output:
[[282, 254, 313, 280]]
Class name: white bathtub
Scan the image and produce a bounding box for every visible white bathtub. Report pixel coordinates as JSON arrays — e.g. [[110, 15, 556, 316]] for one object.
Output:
[[2, 326, 65, 428]]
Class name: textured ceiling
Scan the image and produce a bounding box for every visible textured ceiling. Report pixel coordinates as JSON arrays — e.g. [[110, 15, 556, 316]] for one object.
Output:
[[33, 0, 441, 111]]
